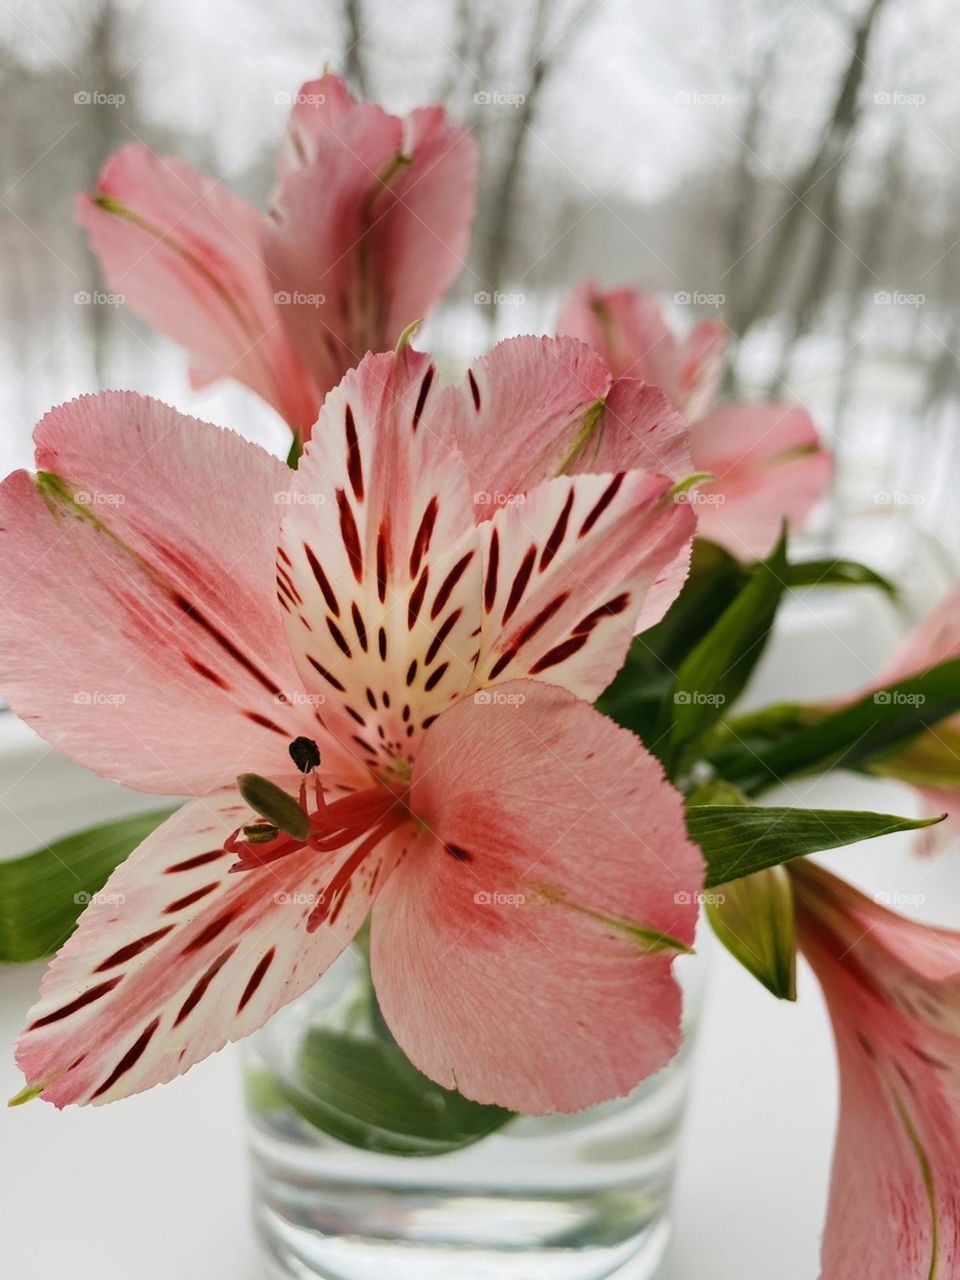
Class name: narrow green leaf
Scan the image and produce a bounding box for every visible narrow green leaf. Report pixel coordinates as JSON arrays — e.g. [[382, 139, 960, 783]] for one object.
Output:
[[719, 657, 960, 794], [268, 1028, 513, 1157], [0, 808, 176, 962], [787, 558, 897, 596], [666, 529, 788, 764], [706, 865, 797, 1000], [597, 540, 747, 744], [687, 804, 945, 888]]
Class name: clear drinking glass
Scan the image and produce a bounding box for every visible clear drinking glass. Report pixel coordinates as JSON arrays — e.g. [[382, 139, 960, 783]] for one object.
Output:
[[243, 943, 704, 1280]]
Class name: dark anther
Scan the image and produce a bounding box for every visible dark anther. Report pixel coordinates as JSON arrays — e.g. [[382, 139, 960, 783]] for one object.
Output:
[[243, 821, 279, 845], [289, 736, 321, 774]]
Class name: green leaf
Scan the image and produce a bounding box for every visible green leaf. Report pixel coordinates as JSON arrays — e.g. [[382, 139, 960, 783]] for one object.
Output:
[[687, 804, 945, 888], [706, 865, 797, 1000], [665, 529, 788, 766], [0, 808, 176, 962], [597, 540, 747, 743], [718, 657, 960, 795], [271, 1027, 513, 1157], [787, 558, 897, 596]]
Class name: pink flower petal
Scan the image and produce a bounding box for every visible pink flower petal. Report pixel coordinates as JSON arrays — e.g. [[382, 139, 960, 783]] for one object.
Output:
[[370, 681, 704, 1114], [474, 470, 695, 699], [0, 392, 356, 793], [793, 862, 960, 1278], [265, 101, 475, 404], [557, 281, 682, 391], [677, 319, 728, 420], [273, 74, 363, 185], [445, 335, 692, 516], [16, 791, 409, 1107], [690, 403, 832, 561], [77, 146, 317, 429], [278, 349, 483, 764], [884, 586, 960, 683]]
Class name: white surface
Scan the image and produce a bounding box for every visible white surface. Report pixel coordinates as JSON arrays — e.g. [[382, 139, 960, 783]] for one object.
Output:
[[2, 582, 958, 1279]]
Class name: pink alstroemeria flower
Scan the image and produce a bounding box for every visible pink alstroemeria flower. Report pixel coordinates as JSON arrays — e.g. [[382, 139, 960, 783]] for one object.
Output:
[[77, 73, 476, 440], [871, 586, 960, 855], [0, 340, 703, 1114], [557, 281, 832, 561], [792, 860, 960, 1279]]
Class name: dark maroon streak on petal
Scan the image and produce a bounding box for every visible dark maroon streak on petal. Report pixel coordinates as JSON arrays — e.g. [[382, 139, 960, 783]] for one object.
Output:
[[92, 1017, 161, 1098], [94, 927, 175, 973], [174, 944, 238, 1026], [28, 977, 123, 1030]]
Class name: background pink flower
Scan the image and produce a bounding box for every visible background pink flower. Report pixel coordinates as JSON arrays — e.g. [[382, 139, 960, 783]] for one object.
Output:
[[558, 281, 832, 561], [77, 73, 477, 441]]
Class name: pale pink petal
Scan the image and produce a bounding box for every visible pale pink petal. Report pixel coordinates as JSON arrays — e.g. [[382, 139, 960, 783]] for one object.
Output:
[[278, 349, 483, 765], [884, 586, 960, 684], [677, 319, 728, 420], [374, 106, 476, 341], [690, 403, 831, 560], [444, 335, 692, 516], [557, 281, 683, 392], [77, 146, 317, 429], [793, 862, 960, 1278], [0, 393, 356, 794], [16, 791, 409, 1107], [473, 470, 695, 699], [273, 74, 362, 185], [266, 103, 475, 402], [370, 682, 703, 1114]]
